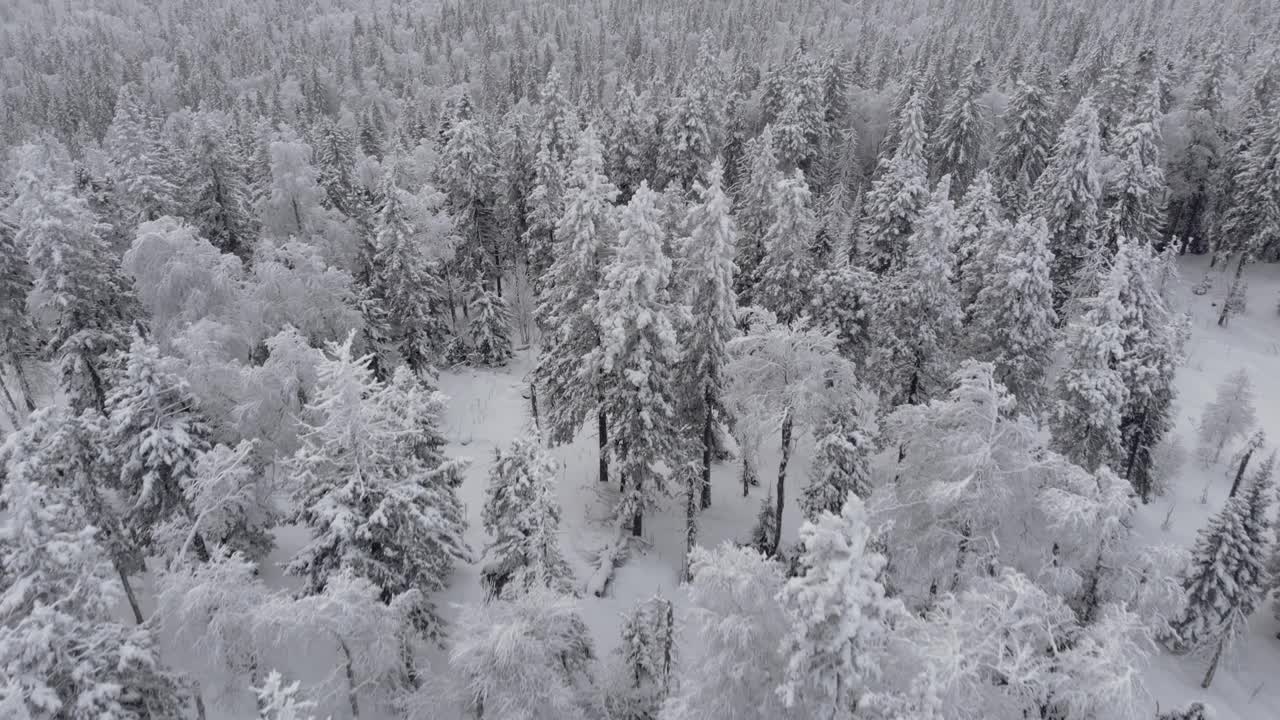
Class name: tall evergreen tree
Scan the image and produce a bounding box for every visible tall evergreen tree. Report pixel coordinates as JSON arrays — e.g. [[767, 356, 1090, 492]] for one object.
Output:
[[0, 215, 36, 416], [733, 127, 780, 303], [439, 103, 502, 291], [371, 176, 450, 375], [186, 112, 255, 259], [534, 126, 618, 489], [15, 179, 136, 413], [756, 170, 817, 324], [106, 85, 179, 226], [467, 283, 514, 367], [590, 184, 682, 537], [679, 161, 738, 509], [525, 132, 566, 287], [861, 90, 931, 274], [1173, 492, 1270, 688], [990, 67, 1056, 215], [0, 475, 185, 718], [969, 217, 1058, 411], [1167, 49, 1226, 251], [480, 437, 573, 599], [1030, 98, 1104, 309], [801, 395, 875, 521], [1100, 85, 1167, 250], [931, 58, 989, 197], [287, 336, 470, 641], [104, 335, 213, 553], [871, 177, 963, 406]]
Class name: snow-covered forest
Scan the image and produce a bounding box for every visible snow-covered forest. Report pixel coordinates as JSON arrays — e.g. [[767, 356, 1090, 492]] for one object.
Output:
[[2, 0, 1280, 717]]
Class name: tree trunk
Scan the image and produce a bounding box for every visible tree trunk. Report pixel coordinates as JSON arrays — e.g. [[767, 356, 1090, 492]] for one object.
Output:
[[529, 382, 540, 434], [700, 396, 713, 509], [1229, 447, 1256, 498], [115, 562, 145, 625], [632, 472, 644, 538], [1201, 637, 1225, 689], [13, 359, 37, 411], [338, 637, 361, 719], [598, 407, 609, 483], [0, 370, 22, 423], [683, 465, 697, 582], [1218, 253, 1247, 327], [772, 407, 794, 556]]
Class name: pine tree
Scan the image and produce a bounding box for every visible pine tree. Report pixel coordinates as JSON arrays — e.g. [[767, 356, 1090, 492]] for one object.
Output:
[[0, 215, 36, 417], [931, 58, 989, 197], [606, 595, 675, 720], [801, 395, 875, 521], [1172, 493, 1269, 688], [525, 133, 566, 287], [104, 335, 213, 552], [15, 179, 136, 413], [607, 82, 658, 201], [660, 87, 716, 191], [733, 127, 780, 303], [186, 111, 256, 259], [860, 91, 930, 275], [287, 335, 471, 642], [954, 170, 1008, 311], [1196, 368, 1258, 465], [371, 176, 450, 375], [590, 184, 682, 537], [871, 177, 963, 406], [1100, 85, 1167, 250], [1050, 251, 1130, 472], [969, 217, 1058, 411], [1030, 97, 1103, 309], [480, 437, 573, 599], [990, 67, 1056, 215], [779, 497, 901, 714], [1167, 49, 1226, 250], [0, 475, 186, 718], [313, 117, 360, 217], [1212, 67, 1278, 262], [679, 161, 737, 509], [534, 126, 617, 488], [467, 283, 514, 367], [106, 85, 179, 226], [755, 170, 817, 324], [440, 103, 502, 290]]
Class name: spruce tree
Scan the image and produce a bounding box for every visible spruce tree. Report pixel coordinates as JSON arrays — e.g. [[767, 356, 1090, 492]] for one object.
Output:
[[16, 179, 136, 413], [1100, 85, 1167, 250], [1050, 248, 1130, 472], [870, 176, 963, 406], [287, 336, 470, 641], [439, 102, 502, 290], [801, 396, 875, 521], [756, 170, 817, 324], [1029, 97, 1104, 309], [679, 161, 737, 509], [733, 127, 780, 304], [954, 170, 1008, 312], [660, 87, 716, 192], [534, 126, 617, 484], [607, 82, 658, 202], [969, 217, 1058, 412], [990, 67, 1056, 215], [1173, 492, 1269, 688], [1167, 49, 1226, 250], [371, 176, 450, 376], [861, 91, 930, 275], [312, 117, 360, 217], [0, 476, 186, 718], [106, 85, 179, 226], [779, 497, 900, 714], [525, 133, 565, 287], [467, 283, 514, 367], [480, 437, 573, 599], [590, 184, 682, 537], [0, 215, 36, 416], [931, 58, 989, 197], [104, 335, 213, 553], [186, 111, 256, 260], [606, 595, 676, 719]]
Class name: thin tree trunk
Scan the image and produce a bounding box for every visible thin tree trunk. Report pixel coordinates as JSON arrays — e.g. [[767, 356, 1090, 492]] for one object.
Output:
[[0, 370, 22, 422], [683, 465, 697, 582], [338, 637, 361, 719], [1218, 252, 1247, 327], [529, 382, 540, 434], [1201, 637, 1225, 689], [632, 472, 644, 538], [13, 359, 37, 411], [116, 562, 145, 625], [1229, 447, 1256, 498], [598, 407, 608, 483], [772, 407, 794, 556], [700, 396, 713, 509]]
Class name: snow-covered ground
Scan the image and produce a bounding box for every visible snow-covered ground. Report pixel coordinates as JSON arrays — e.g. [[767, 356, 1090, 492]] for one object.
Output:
[[139, 253, 1280, 719]]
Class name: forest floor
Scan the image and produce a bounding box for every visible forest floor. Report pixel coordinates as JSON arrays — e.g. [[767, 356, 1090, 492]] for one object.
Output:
[[43, 253, 1279, 719]]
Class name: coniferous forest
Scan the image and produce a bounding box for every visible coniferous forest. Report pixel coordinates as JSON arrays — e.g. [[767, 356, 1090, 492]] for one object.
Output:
[[2, 0, 1280, 718]]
